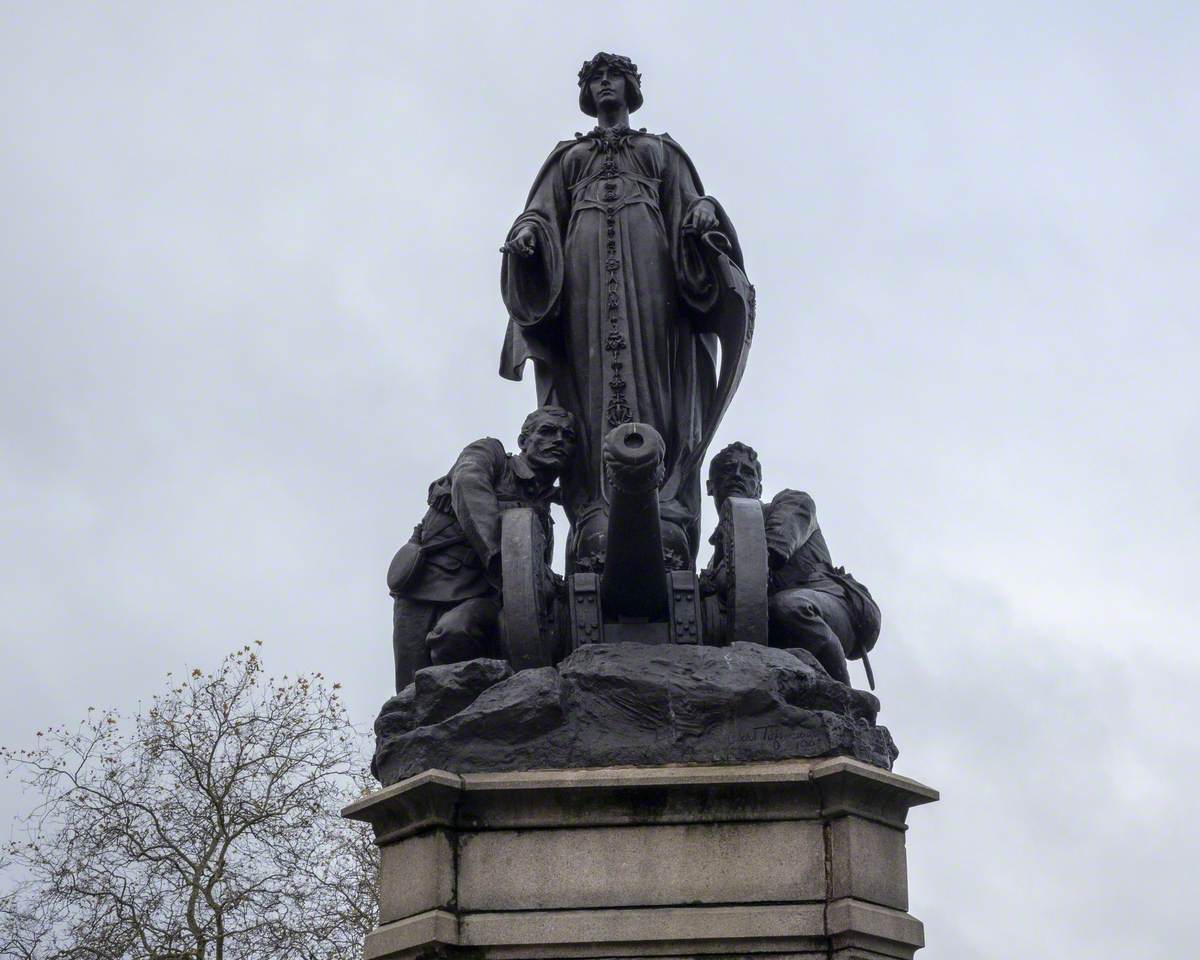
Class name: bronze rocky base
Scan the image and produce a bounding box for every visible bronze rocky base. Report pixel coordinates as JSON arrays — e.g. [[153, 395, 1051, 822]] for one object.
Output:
[[372, 643, 897, 786]]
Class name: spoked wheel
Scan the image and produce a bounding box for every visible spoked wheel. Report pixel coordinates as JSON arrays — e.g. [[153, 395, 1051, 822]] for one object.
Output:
[[499, 508, 559, 670], [722, 496, 768, 646]]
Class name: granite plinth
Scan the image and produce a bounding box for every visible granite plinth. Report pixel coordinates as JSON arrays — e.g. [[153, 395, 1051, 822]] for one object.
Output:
[[344, 758, 938, 960]]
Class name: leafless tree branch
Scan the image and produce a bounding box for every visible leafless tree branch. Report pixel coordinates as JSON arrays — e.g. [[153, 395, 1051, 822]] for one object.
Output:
[[1, 645, 378, 960]]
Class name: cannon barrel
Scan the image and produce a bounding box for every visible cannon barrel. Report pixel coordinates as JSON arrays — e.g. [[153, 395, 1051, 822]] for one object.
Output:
[[600, 423, 670, 620]]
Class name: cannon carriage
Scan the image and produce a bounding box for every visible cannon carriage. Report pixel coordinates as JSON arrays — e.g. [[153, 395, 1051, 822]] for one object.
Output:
[[498, 422, 770, 669]]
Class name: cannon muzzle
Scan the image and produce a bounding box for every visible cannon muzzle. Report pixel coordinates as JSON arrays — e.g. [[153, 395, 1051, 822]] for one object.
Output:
[[600, 423, 670, 620]]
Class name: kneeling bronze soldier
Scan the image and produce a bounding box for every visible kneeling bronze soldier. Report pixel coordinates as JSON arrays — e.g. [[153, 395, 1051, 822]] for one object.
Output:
[[704, 442, 880, 686], [387, 406, 578, 692]]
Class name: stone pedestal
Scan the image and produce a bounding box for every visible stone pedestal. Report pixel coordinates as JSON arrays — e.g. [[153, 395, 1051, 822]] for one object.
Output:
[[344, 758, 937, 960]]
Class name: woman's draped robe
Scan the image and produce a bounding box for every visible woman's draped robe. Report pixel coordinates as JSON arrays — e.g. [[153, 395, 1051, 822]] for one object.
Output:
[[500, 126, 745, 567]]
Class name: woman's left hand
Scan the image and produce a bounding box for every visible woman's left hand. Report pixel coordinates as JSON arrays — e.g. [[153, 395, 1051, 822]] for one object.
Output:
[[687, 199, 719, 234]]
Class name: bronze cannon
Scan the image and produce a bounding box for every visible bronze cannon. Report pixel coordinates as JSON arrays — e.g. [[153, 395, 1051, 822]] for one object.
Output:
[[499, 423, 770, 668]]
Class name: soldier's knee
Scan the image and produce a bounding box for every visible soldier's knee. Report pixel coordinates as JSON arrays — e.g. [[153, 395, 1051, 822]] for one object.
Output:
[[769, 590, 820, 625], [427, 598, 500, 664], [768, 591, 830, 652]]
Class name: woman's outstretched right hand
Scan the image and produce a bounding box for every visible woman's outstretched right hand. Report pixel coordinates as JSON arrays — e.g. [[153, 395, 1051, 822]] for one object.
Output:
[[501, 225, 538, 257]]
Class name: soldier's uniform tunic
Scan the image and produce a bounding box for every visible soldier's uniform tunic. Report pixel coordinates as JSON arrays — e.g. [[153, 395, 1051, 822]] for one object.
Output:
[[390, 438, 555, 692]]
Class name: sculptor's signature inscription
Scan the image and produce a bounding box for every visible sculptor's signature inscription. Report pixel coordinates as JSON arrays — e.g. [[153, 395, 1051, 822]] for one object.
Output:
[[737, 724, 791, 745]]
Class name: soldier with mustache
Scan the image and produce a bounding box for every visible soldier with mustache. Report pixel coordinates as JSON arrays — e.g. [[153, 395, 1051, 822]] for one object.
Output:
[[387, 406, 578, 692]]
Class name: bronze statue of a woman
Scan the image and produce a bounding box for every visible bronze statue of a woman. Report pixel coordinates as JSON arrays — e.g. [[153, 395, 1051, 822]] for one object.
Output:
[[500, 52, 752, 570]]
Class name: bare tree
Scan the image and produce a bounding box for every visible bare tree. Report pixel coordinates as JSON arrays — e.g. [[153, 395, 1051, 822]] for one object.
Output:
[[1, 645, 377, 960]]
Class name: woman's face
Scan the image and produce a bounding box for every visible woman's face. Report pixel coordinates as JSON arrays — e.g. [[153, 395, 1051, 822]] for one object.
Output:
[[588, 65, 627, 112]]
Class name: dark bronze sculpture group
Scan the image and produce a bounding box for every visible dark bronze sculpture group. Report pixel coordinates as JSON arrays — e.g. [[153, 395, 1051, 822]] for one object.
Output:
[[387, 52, 880, 698]]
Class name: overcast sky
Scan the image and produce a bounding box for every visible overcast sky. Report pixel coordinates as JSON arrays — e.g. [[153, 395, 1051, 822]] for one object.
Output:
[[2, 3, 1198, 957]]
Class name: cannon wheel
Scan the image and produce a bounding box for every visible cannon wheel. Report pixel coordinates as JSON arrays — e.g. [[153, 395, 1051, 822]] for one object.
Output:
[[723, 496, 768, 646], [499, 508, 558, 670]]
